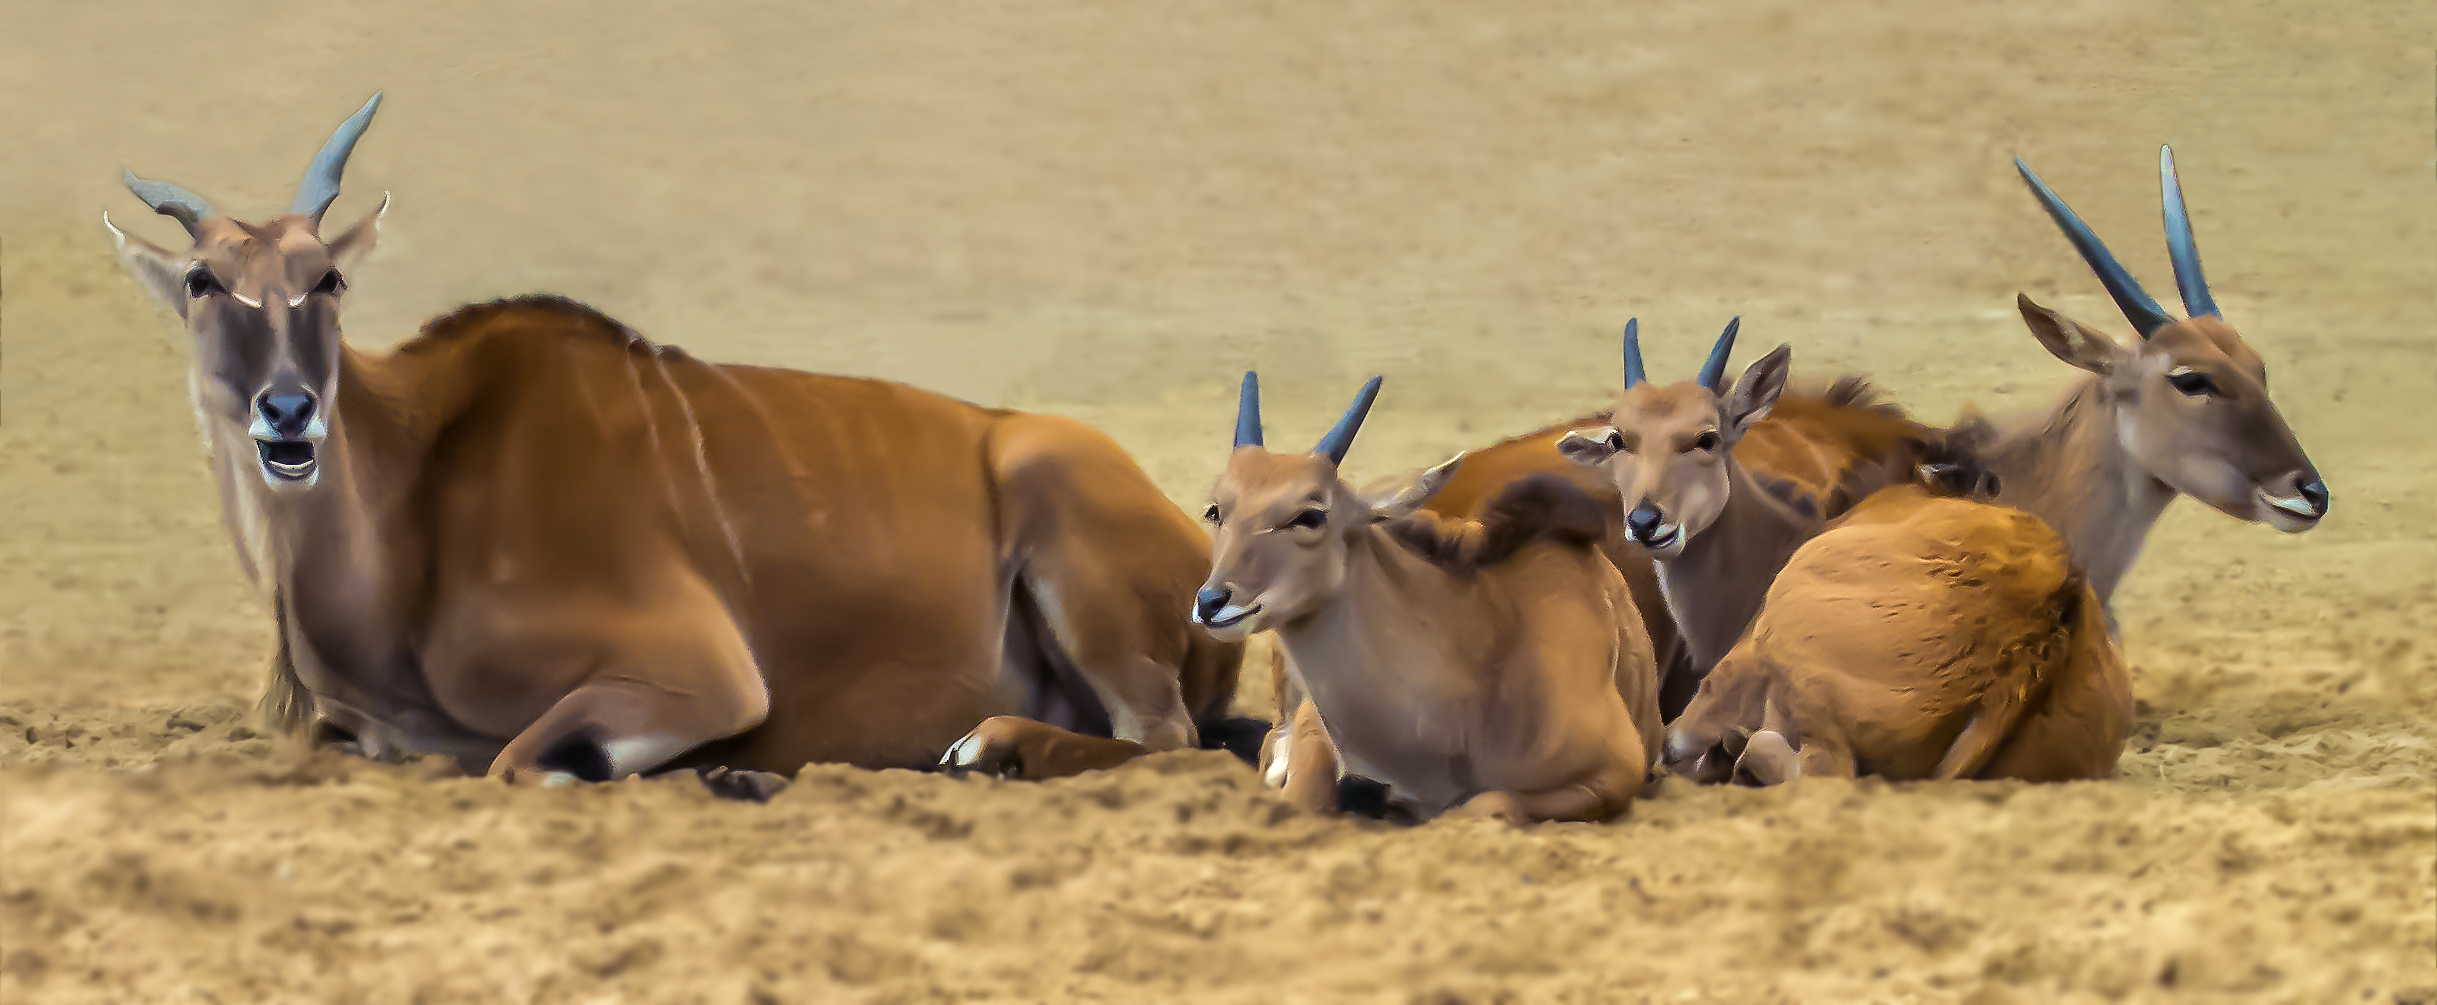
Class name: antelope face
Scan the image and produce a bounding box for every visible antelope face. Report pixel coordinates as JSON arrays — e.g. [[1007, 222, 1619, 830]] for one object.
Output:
[[2015, 147, 2329, 533], [1196, 450, 1360, 642], [1193, 373, 1386, 642], [1556, 320, 1789, 558], [104, 93, 385, 495], [2020, 301, 2327, 533]]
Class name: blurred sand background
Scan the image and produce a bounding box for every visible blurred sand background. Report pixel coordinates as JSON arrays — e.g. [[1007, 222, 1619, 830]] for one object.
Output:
[[2, 1, 2432, 1001]]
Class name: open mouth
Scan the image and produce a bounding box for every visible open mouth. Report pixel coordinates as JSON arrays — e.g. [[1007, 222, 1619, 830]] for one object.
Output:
[[256, 439, 319, 482], [2254, 488, 2321, 532], [1635, 525, 1683, 553], [1202, 603, 1263, 630]]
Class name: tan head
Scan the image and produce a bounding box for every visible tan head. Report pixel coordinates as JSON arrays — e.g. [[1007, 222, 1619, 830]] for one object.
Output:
[[2014, 148, 2328, 531], [1192, 374, 1459, 642], [1552, 319, 1792, 558], [106, 93, 388, 493]]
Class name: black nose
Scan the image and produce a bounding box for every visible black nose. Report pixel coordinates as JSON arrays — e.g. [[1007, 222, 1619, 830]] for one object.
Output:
[[1625, 503, 1664, 542], [256, 391, 318, 439], [1194, 587, 1231, 624], [2297, 477, 2329, 516]]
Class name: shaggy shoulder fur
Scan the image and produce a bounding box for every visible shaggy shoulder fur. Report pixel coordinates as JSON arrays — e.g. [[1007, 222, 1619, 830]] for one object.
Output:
[[1384, 473, 1610, 572]]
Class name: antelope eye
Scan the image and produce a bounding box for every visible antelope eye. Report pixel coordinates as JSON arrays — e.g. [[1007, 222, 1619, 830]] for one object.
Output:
[[1202, 504, 1222, 525], [1609, 430, 1635, 453], [183, 266, 221, 299], [1690, 430, 1722, 452], [1286, 508, 1328, 531], [2166, 368, 2217, 398], [310, 269, 345, 296]]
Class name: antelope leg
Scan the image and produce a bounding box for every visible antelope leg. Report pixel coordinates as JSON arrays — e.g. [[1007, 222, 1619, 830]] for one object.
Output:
[[488, 672, 766, 785], [939, 716, 1147, 779]]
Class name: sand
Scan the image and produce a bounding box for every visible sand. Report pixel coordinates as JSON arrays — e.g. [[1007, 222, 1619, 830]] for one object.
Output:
[[2, 0, 2432, 1001]]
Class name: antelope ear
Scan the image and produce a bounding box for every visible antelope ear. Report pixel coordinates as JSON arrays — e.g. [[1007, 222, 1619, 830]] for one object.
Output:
[[324, 193, 387, 274], [2016, 293, 2125, 375], [104, 212, 190, 316], [1726, 344, 1792, 431], [1363, 453, 1466, 519], [1557, 428, 1621, 467]]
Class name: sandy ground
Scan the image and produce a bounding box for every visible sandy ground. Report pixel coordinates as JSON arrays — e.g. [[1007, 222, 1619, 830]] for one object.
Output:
[[3, 0, 2433, 1001]]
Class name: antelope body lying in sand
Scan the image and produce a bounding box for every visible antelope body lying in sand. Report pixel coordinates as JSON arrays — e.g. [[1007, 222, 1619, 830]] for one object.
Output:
[[106, 94, 1252, 794], [1551, 331, 2128, 783], [1195, 375, 1662, 823]]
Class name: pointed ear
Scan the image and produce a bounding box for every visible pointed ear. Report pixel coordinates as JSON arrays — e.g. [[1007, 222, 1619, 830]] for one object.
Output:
[[1726, 344, 1792, 431], [324, 193, 387, 274], [1363, 453, 1466, 519], [103, 212, 191, 317], [1557, 427, 1621, 467], [2016, 293, 2125, 375]]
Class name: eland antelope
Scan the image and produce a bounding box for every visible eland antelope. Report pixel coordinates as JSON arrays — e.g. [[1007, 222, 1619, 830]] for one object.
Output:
[[105, 93, 1254, 795], [1195, 374, 1661, 824]]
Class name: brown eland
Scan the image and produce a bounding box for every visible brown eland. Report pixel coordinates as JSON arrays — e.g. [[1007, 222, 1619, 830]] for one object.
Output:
[[1195, 374, 1662, 824], [105, 93, 1257, 797]]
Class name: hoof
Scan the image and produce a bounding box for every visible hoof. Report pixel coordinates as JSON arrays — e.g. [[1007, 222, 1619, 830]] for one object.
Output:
[[1198, 716, 1271, 767], [698, 767, 789, 803], [1337, 775, 1392, 819]]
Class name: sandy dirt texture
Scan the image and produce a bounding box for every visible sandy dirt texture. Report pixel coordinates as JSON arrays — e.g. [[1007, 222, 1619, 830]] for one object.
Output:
[[3, 1, 2433, 1002]]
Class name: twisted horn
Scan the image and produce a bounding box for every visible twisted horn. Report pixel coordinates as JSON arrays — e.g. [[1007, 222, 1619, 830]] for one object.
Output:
[[291, 92, 384, 225], [1621, 318, 1645, 389], [1313, 376, 1384, 467], [2015, 156, 2175, 338], [1697, 316, 1741, 390], [121, 169, 216, 236], [1234, 371, 1264, 449], [2159, 145, 2220, 320]]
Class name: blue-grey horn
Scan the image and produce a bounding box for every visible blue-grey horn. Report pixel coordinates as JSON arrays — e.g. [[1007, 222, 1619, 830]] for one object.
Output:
[[1621, 318, 1645, 389], [122, 169, 216, 235], [1234, 371, 1263, 449], [1314, 376, 1384, 467], [2015, 156, 2175, 338], [2158, 145, 2220, 320], [1697, 316, 1741, 390], [291, 92, 384, 225]]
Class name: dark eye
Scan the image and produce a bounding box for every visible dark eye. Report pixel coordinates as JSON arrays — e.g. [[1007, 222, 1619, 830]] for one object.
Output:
[[311, 269, 345, 296], [183, 266, 221, 299], [2166, 368, 2217, 397], [1609, 430, 1637, 454], [1286, 508, 1327, 531], [1203, 504, 1221, 525], [1690, 431, 1721, 452]]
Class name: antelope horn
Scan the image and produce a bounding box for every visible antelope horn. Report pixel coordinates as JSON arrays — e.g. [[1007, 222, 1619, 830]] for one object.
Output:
[[2015, 156, 2175, 338], [291, 92, 384, 226], [1314, 376, 1384, 467], [1621, 318, 1645, 389], [121, 169, 216, 236], [1234, 371, 1264, 449], [2158, 145, 2220, 320], [1697, 316, 1741, 390]]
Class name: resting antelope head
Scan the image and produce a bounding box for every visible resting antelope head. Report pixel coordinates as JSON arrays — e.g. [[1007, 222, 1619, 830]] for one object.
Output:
[[1551, 319, 1792, 558], [1192, 374, 1458, 642], [105, 93, 387, 494], [2014, 147, 2328, 532]]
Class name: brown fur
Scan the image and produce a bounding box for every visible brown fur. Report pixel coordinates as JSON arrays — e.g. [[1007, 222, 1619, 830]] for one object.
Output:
[[114, 183, 1242, 787], [1199, 426, 1661, 825], [1382, 473, 1611, 573], [1668, 485, 2130, 784]]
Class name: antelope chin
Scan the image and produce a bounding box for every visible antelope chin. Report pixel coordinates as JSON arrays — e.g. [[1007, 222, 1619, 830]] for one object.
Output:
[[255, 439, 320, 490], [2254, 488, 2322, 534]]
